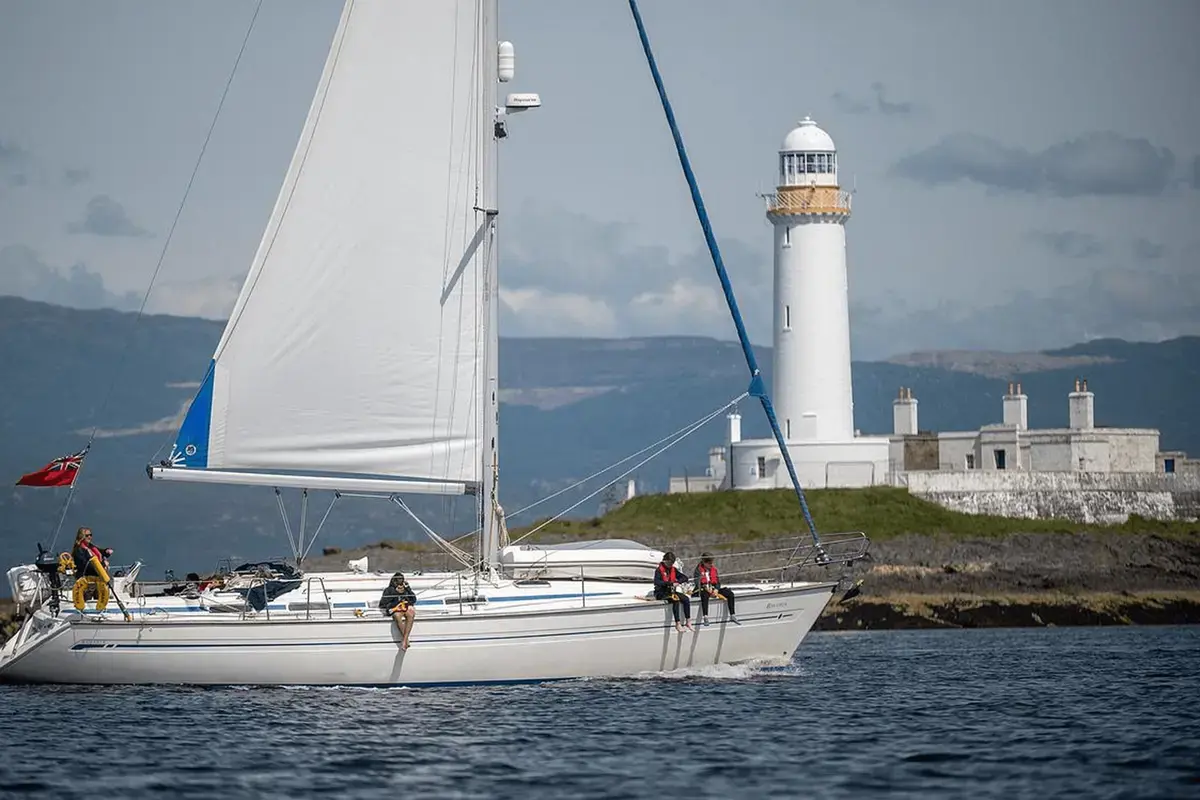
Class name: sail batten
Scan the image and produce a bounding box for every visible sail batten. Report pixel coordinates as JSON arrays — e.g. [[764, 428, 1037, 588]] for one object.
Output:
[[164, 1, 492, 487]]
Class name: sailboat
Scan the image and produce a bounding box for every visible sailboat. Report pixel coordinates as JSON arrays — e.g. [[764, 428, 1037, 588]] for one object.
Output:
[[1, 0, 868, 686]]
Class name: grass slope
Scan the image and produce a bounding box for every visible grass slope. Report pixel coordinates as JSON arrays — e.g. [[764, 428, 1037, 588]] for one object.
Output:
[[516, 487, 1199, 541]]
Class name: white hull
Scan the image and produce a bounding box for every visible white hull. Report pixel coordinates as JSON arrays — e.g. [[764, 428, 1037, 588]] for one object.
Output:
[[0, 581, 835, 686]]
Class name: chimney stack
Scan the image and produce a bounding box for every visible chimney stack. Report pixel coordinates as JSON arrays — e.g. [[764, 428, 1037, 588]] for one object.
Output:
[[1068, 376, 1094, 430], [1003, 380, 1028, 430], [893, 386, 918, 435], [726, 410, 742, 445]]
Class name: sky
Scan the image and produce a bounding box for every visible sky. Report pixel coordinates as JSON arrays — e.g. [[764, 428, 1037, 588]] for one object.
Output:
[[1, 0, 1197, 359]]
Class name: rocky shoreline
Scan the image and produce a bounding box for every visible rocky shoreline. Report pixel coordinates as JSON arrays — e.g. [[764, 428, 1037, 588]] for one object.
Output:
[[3, 530, 1197, 644], [815, 591, 1200, 630]]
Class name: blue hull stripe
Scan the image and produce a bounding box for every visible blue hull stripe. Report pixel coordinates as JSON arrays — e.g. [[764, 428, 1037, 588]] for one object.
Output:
[[70, 590, 628, 618]]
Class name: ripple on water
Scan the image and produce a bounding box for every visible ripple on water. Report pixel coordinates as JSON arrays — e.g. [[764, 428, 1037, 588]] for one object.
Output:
[[1, 626, 1198, 799]]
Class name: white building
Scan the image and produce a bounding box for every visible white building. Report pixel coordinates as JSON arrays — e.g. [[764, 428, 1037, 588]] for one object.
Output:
[[671, 117, 889, 493], [888, 379, 1169, 474], [665, 119, 1195, 500]]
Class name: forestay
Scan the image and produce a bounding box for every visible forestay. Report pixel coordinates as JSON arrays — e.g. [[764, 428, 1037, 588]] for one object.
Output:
[[160, 1, 494, 491]]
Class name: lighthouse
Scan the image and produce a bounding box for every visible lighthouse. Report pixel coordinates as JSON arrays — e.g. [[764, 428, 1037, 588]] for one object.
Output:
[[716, 116, 890, 490], [768, 116, 854, 443]]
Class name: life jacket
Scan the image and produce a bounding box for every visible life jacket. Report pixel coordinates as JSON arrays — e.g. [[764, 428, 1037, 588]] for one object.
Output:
[[657, 563, 684, 600], [698, 564, 719, 587], [83, 542, 104, 563], [74, 542, 105, 577]]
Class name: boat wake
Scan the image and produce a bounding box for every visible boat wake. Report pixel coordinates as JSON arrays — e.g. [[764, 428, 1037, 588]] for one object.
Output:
[[578, 656, 804, 683]]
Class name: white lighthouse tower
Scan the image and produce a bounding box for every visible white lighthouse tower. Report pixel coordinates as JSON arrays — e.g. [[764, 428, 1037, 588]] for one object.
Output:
[[722, 117, 889, 490], [770, 116, 854, 443]]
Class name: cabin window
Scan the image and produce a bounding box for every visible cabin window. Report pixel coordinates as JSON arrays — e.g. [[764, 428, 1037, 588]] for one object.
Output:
[[445, 595, 489, 605], [783, 227, 790, 246], [1164, 458, 1176, 474], [287, 601, 329, 612], [757, 456, 767, 477], [965, 453, 975, 470], [993, 449, 1007, 470], [784, 304, 791, 329]]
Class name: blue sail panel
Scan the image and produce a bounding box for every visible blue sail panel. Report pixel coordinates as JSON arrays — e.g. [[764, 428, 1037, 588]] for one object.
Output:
[[168, 360, 215, 469]]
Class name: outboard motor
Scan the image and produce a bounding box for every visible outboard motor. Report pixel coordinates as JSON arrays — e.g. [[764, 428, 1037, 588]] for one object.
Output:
[[34, 543, 63, 616]]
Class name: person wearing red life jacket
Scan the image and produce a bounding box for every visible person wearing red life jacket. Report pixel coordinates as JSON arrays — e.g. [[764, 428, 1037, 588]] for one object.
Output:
[[653, 551, 693, 632], [693, 552, 738, 626]]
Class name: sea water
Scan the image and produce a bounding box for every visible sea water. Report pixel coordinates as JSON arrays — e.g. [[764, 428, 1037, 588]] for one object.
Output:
[[1, 626, 1196, 799]]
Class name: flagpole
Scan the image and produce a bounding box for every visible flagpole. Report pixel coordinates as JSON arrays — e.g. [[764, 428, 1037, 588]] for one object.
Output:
[[48, 444, 90, 550]]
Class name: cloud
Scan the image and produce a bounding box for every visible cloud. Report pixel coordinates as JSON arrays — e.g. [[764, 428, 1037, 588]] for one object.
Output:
[[857, 267, 1200, 358], [62, 167, 90, 187], [1132, 238, 1165, 261], [0, 138, 33, 186], [0, 140, 24, 162], [893, 132, 1176, 197], [145, 275, 242, 320], [500, 287, 619, 336], [831, 82, 916, 116], [89, 399, 191, 439], [500, 204, 771, 341], [830, 92, 869, 115], [0, 245, 246, 320], [0, 139, 89, 188], [498, 206, 1198, 359], [1028, 230, 1104, 259], [0, 244, 139, 311], [67, 194, 150, 237]]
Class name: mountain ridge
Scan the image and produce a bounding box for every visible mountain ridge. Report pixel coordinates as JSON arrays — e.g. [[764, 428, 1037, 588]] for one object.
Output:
[[2, 294, 1196, 579]]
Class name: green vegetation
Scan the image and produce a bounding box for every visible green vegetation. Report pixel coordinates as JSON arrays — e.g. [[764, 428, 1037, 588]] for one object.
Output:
[[514, 487, 1200, 541]]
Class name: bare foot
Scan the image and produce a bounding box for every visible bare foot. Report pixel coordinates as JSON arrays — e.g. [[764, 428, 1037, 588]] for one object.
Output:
[[401, 640, 410, 651], [674, 622, 683, 632]]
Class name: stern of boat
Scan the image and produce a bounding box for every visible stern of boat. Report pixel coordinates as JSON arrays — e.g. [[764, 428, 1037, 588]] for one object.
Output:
[[0, 608, 71, 682]]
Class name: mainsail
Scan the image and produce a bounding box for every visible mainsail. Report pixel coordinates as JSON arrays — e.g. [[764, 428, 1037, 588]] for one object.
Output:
[[154, 1, 497, 495]]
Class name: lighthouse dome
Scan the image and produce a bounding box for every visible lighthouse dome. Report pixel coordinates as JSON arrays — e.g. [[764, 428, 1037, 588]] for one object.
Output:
[[780, 116, 835, 152]]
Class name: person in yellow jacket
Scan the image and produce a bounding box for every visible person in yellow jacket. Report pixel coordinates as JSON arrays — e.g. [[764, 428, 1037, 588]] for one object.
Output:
[[71, 527, 113, 615]]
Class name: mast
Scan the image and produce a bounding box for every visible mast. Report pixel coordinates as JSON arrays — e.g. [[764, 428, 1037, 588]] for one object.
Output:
[[479, 1, 540, 575], [479, 0, 501, 575]]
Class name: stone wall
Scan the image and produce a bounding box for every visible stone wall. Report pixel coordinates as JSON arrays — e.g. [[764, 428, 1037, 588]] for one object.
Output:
[[895, 470, 1200, 523]]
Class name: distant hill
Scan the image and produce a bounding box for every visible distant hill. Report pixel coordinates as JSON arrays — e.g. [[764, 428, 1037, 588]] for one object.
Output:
[[1, 294, 1196, 579]]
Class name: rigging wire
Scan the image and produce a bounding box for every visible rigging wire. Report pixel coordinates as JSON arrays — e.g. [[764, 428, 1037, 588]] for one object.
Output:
[[447, 392, 748, 547], [48, 1, 265, 549], [507, 392, 749, 546]]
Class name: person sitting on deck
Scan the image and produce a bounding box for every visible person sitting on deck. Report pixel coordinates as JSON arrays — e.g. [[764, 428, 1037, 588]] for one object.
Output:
[[693, 552, 738, 626], [71, 526, 114, 616], [378, 571, 418, 650], [654, 551, 693, 632]]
